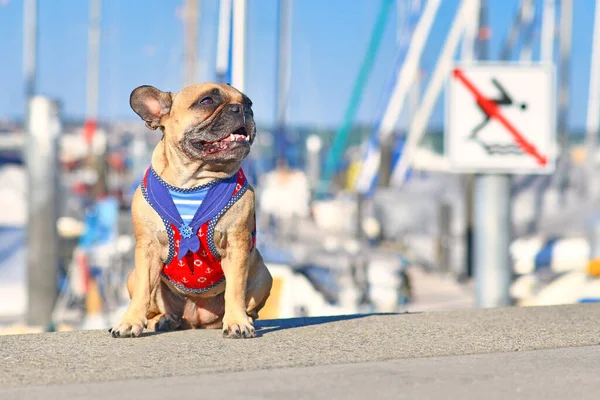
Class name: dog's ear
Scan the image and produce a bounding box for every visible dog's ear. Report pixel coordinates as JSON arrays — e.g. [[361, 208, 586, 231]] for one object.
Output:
[[130, 85, 172, 130]]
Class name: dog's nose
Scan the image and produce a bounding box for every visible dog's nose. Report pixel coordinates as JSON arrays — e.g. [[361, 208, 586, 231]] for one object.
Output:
[[229, 104, 241, 113]]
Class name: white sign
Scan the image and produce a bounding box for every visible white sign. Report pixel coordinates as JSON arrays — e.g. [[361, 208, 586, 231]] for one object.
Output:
[[446, 64, 555, 174]]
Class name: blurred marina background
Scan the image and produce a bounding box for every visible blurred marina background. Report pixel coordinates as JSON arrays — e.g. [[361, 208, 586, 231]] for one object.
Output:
[[2, 0, 600, 334]]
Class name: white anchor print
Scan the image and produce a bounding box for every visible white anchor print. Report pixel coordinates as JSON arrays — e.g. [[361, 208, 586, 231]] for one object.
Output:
[[198, 230, 204, 237], [182, 277, 188, 283], [205, 267, 212, 274], [175, 239, 180, 248], [197, 277, 207, 283], [194, 259, 202, 267], [201, 250, 208, 258], [178, 260, 185, 267]]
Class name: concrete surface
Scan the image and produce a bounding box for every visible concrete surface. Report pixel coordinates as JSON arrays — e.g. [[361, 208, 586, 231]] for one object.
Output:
[[2, 346, 600, 400], [1, 304, 600, 398]]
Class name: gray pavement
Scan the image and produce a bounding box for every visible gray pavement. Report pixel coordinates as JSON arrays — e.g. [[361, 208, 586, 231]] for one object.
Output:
[[3, 346, 600, 400], [1, 304, 600, 398]]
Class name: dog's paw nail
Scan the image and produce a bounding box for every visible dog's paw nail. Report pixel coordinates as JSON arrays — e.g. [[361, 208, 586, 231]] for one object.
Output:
[[242, 326, 256, 338]]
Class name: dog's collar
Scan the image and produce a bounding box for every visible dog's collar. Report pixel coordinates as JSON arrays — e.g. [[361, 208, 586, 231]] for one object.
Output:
[[149, 166, 223, 193]]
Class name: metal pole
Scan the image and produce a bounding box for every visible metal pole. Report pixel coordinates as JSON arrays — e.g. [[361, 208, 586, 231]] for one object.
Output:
[[407, 1, 421, 130], [476, 0, 488, 60], [274, 0, 293, 163], [585, 0, 600, 199], [26, 96, 61, 327], [540, 0, 556, 63], [519, 0, 536, 62], [473, 0, 512, 307], [85, 0, 101, 148], [184, 0, 199, 86], [523, 0, 555, 235], [216, 0, 232, 83], [231, 0, 247, 91], [23, 0, 37, 101], [556, 0, 572, 204], [460, 0, 477, 62], [499, 0, 530, 60], [460, 0, 479, 280], [474, 174, 512, 307]]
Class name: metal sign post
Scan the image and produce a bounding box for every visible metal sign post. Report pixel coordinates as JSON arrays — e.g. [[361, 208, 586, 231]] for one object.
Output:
[[447, 64, 556, 307], [473, 174, 512, 307]]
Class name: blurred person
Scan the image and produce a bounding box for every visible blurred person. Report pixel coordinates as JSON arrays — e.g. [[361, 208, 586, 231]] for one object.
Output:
[[65, 154, 120, 321]]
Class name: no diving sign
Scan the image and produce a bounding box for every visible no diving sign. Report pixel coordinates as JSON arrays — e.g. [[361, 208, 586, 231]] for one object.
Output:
[[446, 64, 556, 174]]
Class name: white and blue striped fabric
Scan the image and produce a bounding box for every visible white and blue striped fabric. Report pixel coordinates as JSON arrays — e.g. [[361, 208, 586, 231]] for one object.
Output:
[[168, 188, 210, 224]]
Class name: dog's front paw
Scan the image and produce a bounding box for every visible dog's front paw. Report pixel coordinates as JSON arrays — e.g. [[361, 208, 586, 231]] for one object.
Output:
[[222, 312, 256, 339], [109, 314, 147, 338]]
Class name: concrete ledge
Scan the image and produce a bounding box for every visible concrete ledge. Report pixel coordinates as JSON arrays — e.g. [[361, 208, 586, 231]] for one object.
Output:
[[1, 304, 600, 389]]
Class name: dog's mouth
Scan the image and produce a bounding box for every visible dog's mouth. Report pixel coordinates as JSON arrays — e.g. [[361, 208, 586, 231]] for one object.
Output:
[[191, 127, 250, 152]]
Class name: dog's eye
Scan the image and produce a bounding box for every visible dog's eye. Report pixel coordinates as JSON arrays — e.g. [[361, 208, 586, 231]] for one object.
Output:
[[200, 97, 213, 105]]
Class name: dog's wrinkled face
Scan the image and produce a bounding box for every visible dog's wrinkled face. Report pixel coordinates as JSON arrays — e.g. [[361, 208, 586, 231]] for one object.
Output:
[[129, 83, 255, 167]]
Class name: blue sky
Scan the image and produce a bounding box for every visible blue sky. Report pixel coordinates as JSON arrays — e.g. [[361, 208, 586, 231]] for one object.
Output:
[[0, 0, 596, 130]]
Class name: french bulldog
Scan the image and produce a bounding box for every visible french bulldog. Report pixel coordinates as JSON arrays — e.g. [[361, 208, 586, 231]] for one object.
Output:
[[110, 83, 272, 339]]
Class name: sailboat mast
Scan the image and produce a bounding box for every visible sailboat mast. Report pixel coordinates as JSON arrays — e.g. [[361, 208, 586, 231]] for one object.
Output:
[[274, 0, 292, 164], [231, 0, 247, 92], [84, 0, 101, 148]]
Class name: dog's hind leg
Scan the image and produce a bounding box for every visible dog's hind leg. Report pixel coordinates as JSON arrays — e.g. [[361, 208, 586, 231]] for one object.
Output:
[[148, 313, 182, 332]]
